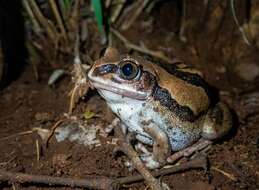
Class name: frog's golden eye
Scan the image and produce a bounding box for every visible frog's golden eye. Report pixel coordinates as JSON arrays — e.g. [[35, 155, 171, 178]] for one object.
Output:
[[119, 61, 140, 80]]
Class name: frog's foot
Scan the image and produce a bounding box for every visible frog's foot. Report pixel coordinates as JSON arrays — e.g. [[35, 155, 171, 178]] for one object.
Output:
[[167, 139, 212, 164], [140, 153, 161, 169], [122, 153, 160, 171], [103, 118, 121, 136], [135, 143, 161, 169]]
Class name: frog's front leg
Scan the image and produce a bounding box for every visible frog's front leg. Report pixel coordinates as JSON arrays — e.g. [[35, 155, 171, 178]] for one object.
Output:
[[141, 122, 171, 169]]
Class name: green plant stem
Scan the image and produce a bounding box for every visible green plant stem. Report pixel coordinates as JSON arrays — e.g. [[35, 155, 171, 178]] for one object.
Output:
[[91, 0, 107, 43]]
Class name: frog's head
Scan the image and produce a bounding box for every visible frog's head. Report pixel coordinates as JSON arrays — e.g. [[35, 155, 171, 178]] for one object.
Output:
[[88, 47, 157, 102]]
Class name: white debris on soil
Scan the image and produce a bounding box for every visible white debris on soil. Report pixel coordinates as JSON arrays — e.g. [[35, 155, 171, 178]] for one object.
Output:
[[55, 122, 101, 146]]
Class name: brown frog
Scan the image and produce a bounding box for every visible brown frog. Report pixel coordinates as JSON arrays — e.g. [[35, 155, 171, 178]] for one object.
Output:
[[87, 47, 232, 169]]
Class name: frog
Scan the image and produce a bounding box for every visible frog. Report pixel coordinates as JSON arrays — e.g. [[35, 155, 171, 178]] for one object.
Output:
[[87, 47, 232, 169]]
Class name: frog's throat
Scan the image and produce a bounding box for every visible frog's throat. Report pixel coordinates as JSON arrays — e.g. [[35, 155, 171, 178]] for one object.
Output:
[[89, 80, 150, 100]]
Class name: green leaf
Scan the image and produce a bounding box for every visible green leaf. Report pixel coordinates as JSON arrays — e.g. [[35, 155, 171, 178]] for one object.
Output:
[[91, 0, 107, 43], [63, 0, 71, 10], [83, 110, 96, 120]]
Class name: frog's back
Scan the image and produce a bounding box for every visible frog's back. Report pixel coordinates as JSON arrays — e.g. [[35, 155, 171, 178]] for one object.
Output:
[[146, 61, 215, 122]]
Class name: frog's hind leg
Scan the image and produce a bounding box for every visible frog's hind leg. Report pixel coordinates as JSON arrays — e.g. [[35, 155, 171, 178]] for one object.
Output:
[[167, 139, 211, 163], [202, 102, 232, 140]]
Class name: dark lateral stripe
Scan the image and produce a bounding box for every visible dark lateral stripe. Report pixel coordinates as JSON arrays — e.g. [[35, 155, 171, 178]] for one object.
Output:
[[152, 85, 197, 122], [154, 61, 214, 100], [92, 64, 118, 76]]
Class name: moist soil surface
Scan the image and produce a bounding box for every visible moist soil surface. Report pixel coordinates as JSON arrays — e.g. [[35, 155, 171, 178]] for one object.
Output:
[[0, 1, 259, 190]]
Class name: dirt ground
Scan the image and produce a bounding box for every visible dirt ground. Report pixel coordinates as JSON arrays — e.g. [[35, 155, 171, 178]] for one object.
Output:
[[0, 1, 259, 190]]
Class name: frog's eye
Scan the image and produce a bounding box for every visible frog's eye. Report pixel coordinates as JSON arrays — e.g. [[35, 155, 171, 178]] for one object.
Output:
[[119, 61, 140, 80]]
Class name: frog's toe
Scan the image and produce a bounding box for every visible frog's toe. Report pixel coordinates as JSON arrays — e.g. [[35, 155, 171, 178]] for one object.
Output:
[[140, 154, 161, 169]]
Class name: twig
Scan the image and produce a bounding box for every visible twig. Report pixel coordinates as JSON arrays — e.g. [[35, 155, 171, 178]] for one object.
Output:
[[117, 0, 139, 25], [110, 0, 126, 24], [0, 169, 114, 190], [121, 0, 150, 30], [114, 125, 168, 190], [211, 1, 228, 47], [48, 0, 68, 41], [46, 118, 68, 147], [111, 28, 173, 63], [22, 0, 41, 34], [35, 139, 40, 162], [28, 0, 57, 42], [27, 42, 40, 80], [211, 166, 237, 181], [179, 0, 187, 42], [0, 131, 33, 142], [0, 156, 207, 189], [69, 85, 80, 115], [230, 0, 251, 45], [167, 140, 211, 164], [116, 155, 207, 185]]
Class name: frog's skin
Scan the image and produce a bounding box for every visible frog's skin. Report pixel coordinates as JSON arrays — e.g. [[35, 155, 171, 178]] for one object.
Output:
[[88, 47, 232, 169]]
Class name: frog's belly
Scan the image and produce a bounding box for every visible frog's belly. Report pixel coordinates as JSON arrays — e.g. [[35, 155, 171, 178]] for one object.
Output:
[[107, 100, 201, 151], [134, 126, 200, 151]]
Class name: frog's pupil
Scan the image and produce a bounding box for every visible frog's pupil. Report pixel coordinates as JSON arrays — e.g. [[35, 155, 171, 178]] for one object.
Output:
[[122, 63, 133, 76]]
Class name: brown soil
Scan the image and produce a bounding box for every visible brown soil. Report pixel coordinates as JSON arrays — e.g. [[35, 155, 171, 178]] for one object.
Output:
[[0, 1, 259, 190]]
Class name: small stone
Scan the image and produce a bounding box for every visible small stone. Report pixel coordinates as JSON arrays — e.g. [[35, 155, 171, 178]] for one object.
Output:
[[52, 154, 71, 168], [34, 112, 52, 122], [234, 62, 259, 81]]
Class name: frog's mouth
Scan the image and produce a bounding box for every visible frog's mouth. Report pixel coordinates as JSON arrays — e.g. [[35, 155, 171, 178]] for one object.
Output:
[[88, 79, 149, 100]]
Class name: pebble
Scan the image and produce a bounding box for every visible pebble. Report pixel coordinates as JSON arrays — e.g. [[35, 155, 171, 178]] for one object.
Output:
[[234, 62, 259, 81]]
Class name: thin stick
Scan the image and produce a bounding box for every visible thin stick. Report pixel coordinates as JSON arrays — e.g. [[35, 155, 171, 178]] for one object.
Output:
[[114, 125, 166, 190], [28, 0, 57, 42], [22, 0, 41, 34], [230, 0, 251, 45], [121, 0, 150, 30], [69, 85, 79, 115], [0, 131, 33, 142], [110, 0, 126, 24], [111, 28, 173, 63], [116, 156, 207, 185], [167, 140, 211, 164], [0, 157, 207, 189], [179, 0, 187, 42], [0, 169, 113, 190], [211, 166, 237, 181], [46, 118, 68, 147], [48, 0, 68, 41], [35, 139, 40, 162]]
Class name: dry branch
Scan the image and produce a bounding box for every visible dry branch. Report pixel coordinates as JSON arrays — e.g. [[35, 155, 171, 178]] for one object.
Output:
[[0, 169, 113, 190], [0, 156, 207, 189], [111, 28, 173, 63], [114, 125, 166, 190]]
